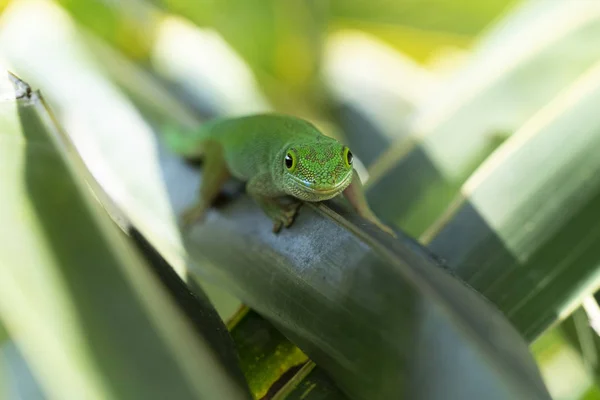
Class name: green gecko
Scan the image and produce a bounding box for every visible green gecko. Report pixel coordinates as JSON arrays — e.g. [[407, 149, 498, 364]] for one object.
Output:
[[165, 113, 395, 236]]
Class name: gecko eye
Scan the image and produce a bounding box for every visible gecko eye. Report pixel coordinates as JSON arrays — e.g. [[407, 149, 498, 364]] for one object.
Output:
[[343, 147, 353, 168], [284, 150, 297, 172]]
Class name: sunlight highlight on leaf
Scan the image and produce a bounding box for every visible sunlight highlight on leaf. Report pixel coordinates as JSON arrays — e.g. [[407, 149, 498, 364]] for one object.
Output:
[[152, 15, 272, 115]]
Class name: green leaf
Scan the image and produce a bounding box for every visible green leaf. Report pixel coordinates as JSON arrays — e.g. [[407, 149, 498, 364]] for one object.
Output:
[[0, 323, 6, 346], [1, 340, 46, 400], [365, 0, 600, 236], [276, 366, 349, 400], [0, 74, 251, 399], [156, 0, 328, 104], [53, 0, 156, 60], [330, 0, 515, 37], [424, 60, 600, 340], [81, 31, 201, 130], [559, 305, 600, 381], [323, 30, 437, 166], [161, 148, 551, 400], [531, 325, 596, 400], [0, 2, 552, 398], [229, 309, 309, 398], [0, 343, 5, 400], [328, 0, 513, 62], [0, 0, 245, 319]]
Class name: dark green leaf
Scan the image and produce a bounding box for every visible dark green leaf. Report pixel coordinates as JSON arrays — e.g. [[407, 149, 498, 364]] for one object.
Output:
[[159, 140, 551, 399]]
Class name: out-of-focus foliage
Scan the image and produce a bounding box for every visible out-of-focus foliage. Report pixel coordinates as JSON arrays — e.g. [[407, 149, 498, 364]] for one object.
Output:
[[0, 0, 599, 399], [0, 72, 251, 400], [426, 60, 600, 340], [329, 0, 516, 61]]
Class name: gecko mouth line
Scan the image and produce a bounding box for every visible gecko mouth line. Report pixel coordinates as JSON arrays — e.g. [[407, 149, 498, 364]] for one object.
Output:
[[289, 171, 353, 196]]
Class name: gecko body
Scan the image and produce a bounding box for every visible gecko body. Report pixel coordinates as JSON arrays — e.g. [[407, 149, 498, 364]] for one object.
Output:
[[166, 114, 394, 235]]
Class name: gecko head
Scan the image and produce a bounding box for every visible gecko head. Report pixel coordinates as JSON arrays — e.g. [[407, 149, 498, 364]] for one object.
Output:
[[281, 140, 354, 202]]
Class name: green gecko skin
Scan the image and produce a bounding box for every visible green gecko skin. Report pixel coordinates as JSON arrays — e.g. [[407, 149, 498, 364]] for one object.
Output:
[[165, 113, 395, 236]]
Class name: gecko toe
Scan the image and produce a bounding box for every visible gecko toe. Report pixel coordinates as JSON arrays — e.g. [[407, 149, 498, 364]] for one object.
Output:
[[268, 201, 302, 233], [180, 203, 208, 229], [272, 221, 283, 233]]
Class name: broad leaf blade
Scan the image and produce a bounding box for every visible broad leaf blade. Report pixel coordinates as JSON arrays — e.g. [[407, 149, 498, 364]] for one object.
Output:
[[173, 188, 550, 399], [0, 75, 251, 399], [155, 121, 551, 400], [425, 60, 600, 340]]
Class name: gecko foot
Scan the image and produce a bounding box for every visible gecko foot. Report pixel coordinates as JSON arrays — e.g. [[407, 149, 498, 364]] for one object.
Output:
[[269, 201, 303, 234], [179, 202, 208, 230]]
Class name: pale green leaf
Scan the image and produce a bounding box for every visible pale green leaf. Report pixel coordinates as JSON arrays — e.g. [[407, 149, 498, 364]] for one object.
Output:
[[366, 0, 600, 236], [425, 60, 600, 340], [0, 73, 251, 400]]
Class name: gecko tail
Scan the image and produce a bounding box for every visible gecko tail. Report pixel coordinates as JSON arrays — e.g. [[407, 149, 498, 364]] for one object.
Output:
[[162, 123, 206, 158]]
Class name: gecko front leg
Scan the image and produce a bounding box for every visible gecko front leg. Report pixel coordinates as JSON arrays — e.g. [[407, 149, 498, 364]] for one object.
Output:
[[246, 173, 302, 233], [180, 140, 230, 228]]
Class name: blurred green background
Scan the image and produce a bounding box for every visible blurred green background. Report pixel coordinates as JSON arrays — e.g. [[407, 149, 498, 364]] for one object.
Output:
[[1, 0, 600, 399]]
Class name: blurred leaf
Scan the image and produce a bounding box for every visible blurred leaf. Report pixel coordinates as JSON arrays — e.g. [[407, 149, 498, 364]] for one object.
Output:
[[323, 30, 438, 166], [0, 74, 251, 399], [582, 387, 600, 400], [330, 0, 516, 37], [126, 228, 248, 379], [328, 19, 472, 64], [0, 0, 186, 269], [159, 0, 328, 105], [150, 13, 272, 115], [328, 0, 516, 63], [0, 0, 245, 319], [81, 30, 200, 130], [156, 0, 213, 26], [560, 306, 600, 381], [425, 60, 600, 340], [278, 366, 349, 400], [0, 344, 5, 400], [1, 341, 46, 400], [366, 0, 600, 236], [54, 0, 272, 116], [56, 0, 157, 60], [558, 295, 600, 396], [531, 326, 595, 400], [229, 309, 309, 398], [0, 323, 6, 345]]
